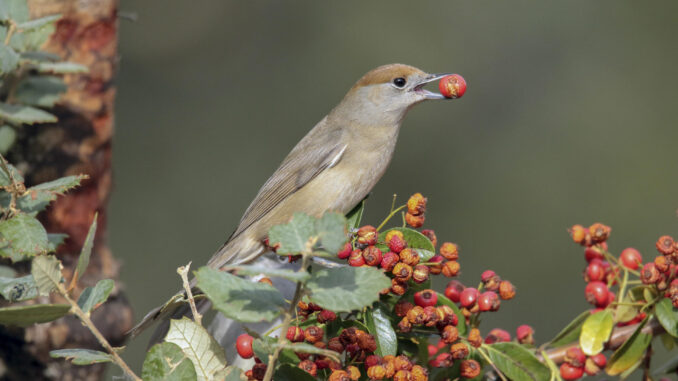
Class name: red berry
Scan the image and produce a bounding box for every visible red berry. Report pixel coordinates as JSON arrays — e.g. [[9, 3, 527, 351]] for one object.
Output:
[[236, 334, 254, 359], [516, 325, 534, 345], [564, 347, 586, 368], [337, 242, 352, 259], [388, 234, 407, 253], [380, 251, 399, 271], [585, 281, 609, 307], [444, 280, 465, 303], [560, 363, 584, 380], [357, 225, 378, 246], [585, 259, 606, 282], [620, 248, 642, 270], [348, 250, 365, 267], [428, 344, 438, 357], [362, 246, 383, 266], [584, 246, 605, 262], [485, 328, 511, 344], [477, 291, 500, 312], [286, 326, 304, 342], [438, 74, 467, 99], [459, 287, 478, 308], [317, 310, 337, 324], [414, 289, 438, 307]]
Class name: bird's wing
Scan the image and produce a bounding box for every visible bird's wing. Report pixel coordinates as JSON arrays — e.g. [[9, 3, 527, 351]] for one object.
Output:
[[232, 120, 346, 239]]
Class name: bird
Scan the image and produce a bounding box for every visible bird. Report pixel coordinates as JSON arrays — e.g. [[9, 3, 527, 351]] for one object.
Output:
[[129, 63, 465, 345]]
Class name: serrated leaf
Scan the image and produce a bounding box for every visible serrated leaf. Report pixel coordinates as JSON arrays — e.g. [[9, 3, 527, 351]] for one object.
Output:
[[16, 14, 61, 30], [274, 364, 316, 381], [77, 278, 113, 313], [314, 212, 347, 254], [36, 61, 88, 74], [268, 213, 316, 254], [345, 199, 365, 230], [1, 0, 29, 22], [0, 214, 49, 258], [0, 102, 57, 125], [0, 303, 70, 326], [655, 297, 678, 337], [0, 44, 20, 75], [47, 233, 67, 252], [605, 317, 651, 376], [222, 264, 309, 282], [196, 267, 285, 322], [74, 213, 97, 281], [306, 266, 390, 312], [380, 227, 436, 255], [11, 189, 55, 214], [20, 51, 61, 62], [548, 310, 590, 347], [579, 310, 614, 356], [50, 348, 112, 365], [365, 304, 397, 357], [142, 342, 197, 381], [0, 274, 38, 301], [0, 125, 16, 154], [484, 342, 551, 381], [436, 292, 467, 335], [31, 254, 62, 294], [33, 174, 86, 193], [15, 75, 66, 107], [0, 159, 24, 185], [165, 317, 227, 381]]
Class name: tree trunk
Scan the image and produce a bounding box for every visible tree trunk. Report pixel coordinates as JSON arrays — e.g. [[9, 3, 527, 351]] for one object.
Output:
[[0, 1, 132, 380]]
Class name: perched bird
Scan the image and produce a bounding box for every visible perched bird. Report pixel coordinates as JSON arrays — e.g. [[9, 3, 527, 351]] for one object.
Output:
[[130, 63, 465, 344]]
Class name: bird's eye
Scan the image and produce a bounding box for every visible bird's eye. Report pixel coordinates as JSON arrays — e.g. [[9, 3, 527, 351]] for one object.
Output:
[[392, 77, 407, 88]]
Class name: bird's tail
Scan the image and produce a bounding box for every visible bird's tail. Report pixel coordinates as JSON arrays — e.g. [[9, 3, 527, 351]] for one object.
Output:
[[126, 235, 264, 344]]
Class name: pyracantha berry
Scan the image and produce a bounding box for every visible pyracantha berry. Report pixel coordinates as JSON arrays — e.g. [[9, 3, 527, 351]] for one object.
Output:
[[585, 246, 605, 262], [656, 235, 675, 255], [429, 255, 444, 274], [317, 310, 337, 324], [439, 242, 459, 261], [304, 325, 324, 343], [560, 363, 584, 380], [445, 280, 465, 302], [477, 291, 500, 312], [414, 289, 438, 307], [348, 249, 366, 267], [407, 193, 427, 216], [395, 300, 414, 317], [589, 223, 611, 243], [252, 363, 267, 380], [390, 280, 408, 295], [399, 248, 420, 266], [236, 334, 254, 359], [460, 359, 481, 378], [388, 233, 407, 253], [286, 326, 304, 342], [398, 316, 412, 332], [422, 229, 438, 247], [412, 264, 430, 283], [367, 365, 387, 380], [393, 370, 412, 381], [441, 325, 459, 344], [405, 212, 425, 228], [328, 370, 351, 381], [357, 225, 378, 246], [346, 365, 360, 380], [619, 247, 642, 270], [485, 328, 511, 344], [298, 360, 317, 376], [442, 261, 460, 277], [585, 281, 609, 307], [585, 353, 607, 376], [327, 337, 344, 353], [565, 347, 586, 368], [516, 324, 535, 345], [438, 74, 467, 99], [498, 280, 516, 300], [393, 262, 413, 282], [337, 242, 352, 259], [655, 255, 670, 273], [641, 262, 661, 284], [569, 224, 588, 245], [363, 246, 383, 266], [468, 328, 482, 348], [481, 270, 501, 291], [459, 287, 479, 308], [380, 251, 399, 271], [450, 342, 470, 359], [407, 306, 426, 325]]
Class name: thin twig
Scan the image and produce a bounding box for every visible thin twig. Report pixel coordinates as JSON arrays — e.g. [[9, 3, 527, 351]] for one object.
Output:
[[177, 262, 201, 326], [376, 204, 406, 232], [57, 283, 141, 381], [642, 343, 653, 381], [478, 346, 508, 381], [4, 20, 16, 46]]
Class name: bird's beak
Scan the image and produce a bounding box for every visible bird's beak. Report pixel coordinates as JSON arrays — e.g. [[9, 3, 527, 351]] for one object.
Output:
[[413, 73, 455, 100]]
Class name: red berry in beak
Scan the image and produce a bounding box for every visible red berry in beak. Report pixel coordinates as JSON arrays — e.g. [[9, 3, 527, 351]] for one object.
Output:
[[439, 74, 466, 99]]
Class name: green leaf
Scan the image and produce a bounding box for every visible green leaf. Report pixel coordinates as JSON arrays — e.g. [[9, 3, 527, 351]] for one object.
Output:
[[31, 254, 63, 294], [0, 44, 20, 75], [16, 14, 61, 30], [0, 214, 49, 258], [0, 265, 16, 277], [36, 61, 88, 74], [15, 76, 67, 108], [47, 233, 67, 252], [274, 364, 316, 381], [655, 297, 678, 337], [32, 174, 87, 193], [605, 318, 651, 376], [268, 213, 316, 254], [365, 304, 397, 357], [0, 303, 70, 326], [484, 343, 551, 381], [314, 212, 347, 254], [345, 200, 365, 230], [0, 102, 57, 125], [0, 159, 23, 185], [306, 266, 390, 312], [165, 317, 227, 381], [222, 264, 309, 282], [216, 366, 244, 381], [20, 51, 61, 62], [548, 310, 590, 347], [0, 125, 16, 154], [0, 0, 29, 22], [436, 292, 467, 335], [50, 348, 112, 365], [579, 310, 614, 356], [77, 278, 113, 313], [540, 350, 564, 381], [196, 267, 285, 322], [0, 274, 38, 301], [380, 227, 436, 255], [142, 342, 197, 381], [74, 213, 97, 281], [659, 332, 675, 351]]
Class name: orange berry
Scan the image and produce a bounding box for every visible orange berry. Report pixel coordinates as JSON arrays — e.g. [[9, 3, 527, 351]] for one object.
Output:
[[407, 193, 427, 215], [439, 242, 459, 261], [441, 261, 460, 277], [405, 212, 425, 228]]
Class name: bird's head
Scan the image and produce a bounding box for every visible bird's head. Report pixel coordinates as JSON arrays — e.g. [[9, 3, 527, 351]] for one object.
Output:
[[331, 63, 464, 126]]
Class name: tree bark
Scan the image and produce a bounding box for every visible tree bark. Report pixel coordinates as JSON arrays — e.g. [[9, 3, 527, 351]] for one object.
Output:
[[0, 1, 132, 380]]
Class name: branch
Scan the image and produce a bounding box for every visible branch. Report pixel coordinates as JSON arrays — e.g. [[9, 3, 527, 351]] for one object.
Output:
[[541, 319, 664, 364]]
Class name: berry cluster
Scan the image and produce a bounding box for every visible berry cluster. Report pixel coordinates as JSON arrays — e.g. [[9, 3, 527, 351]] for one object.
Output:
[[558, 346, 607, 380]]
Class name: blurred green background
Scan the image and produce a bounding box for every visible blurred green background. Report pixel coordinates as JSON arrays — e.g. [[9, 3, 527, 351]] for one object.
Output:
[[110, 0, 678, 376]]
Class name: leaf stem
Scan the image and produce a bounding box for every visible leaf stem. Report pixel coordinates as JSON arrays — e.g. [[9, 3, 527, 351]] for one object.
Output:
[[57, 283, 141, 381], [376, 204, 406, 232], [178, 262, 201, 326]]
